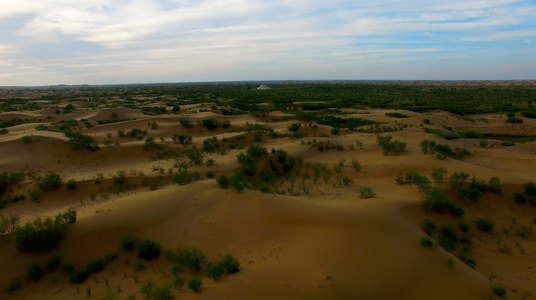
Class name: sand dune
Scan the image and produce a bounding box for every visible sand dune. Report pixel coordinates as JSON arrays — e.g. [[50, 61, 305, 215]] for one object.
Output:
[[1, 107, 536, 299]]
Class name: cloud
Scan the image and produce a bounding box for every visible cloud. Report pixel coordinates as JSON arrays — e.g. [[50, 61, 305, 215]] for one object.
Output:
[[0, 0, 534, 84]]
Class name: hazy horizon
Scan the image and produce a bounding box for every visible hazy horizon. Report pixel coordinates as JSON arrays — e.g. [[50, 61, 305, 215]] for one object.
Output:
[[1, 0, 535, 86]]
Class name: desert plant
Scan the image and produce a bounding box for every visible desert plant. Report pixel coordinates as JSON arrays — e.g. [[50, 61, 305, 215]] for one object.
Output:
[[0, 213, 20, 234], [351, 160, 361, 172], [188, 278, 202, 292], [26, 262, 43, 281], [65, 178, 77, 190], [423, 187, 464, 217], [524, 181, 536, 196], [168, 247, 206, 271], [37, 172, 62, 192], [206, 261, 225, 280], [439, 226, 458, 252], [431, 168, 447, 184], [216, 175, 230, 188], [219, 254, 240, 274], [15, 210, 76, 252], [420, 236, 435, 247], [119, 233, 139, 251], [491, 285, 507, 297], [514, 192, 526, 203], [45, 254, 62, 272], [488, 177, 502, 195], [137, 239, 161, 260], [475, 218, 495, 233], [423, 220, 437, 236], [360, 186, 376, 198]]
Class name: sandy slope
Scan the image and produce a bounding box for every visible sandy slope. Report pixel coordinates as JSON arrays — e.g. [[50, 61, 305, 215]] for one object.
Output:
[[1, 108, 536, 299]]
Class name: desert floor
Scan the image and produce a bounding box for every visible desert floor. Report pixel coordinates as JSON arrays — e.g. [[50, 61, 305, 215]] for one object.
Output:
[[1, 105, 535, 300]]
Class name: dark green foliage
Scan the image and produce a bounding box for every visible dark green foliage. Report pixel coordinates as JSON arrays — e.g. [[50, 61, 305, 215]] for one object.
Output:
[[506, 116, 523, 123], [288, 123, 301, 132], [174, 171, 193, 185], [65, 131, 98, 150], [143, 137, 157, 150], [186, 150, 204, 165], [423, 220, 437, 236], [315, 115, 376, 130], [179, 118, 193, 128], [65, 178, 77, 191], [201, 118, 219, 130], [206, 261, 225, 280], [488, 177, 502, 195], [491, 285, 507, 297], [168, 247, 206, 271], [216, 175, 230, 188], [377, 134, 407, 155], [412, 173, 431, 191], [420, 139, 471, 160], [188, 278, 202, 292], [37, 172, 62, 192], [423, 187, 464, 217], [385, 112, 408, 118], [119, 233, 140, 251], [420, 236, 434, 247], [431, 168, 447, 184], [524, 181, 536, 196], [137, 239, 161, 260], [220, 254, 240, 274], [45, 254, 61, 272], [475, 218, 494, 233], [360, 186, 376, 198], [439, 226, 458, 252], [7, 279, 21, 294], [15, 210, 76, 252], [26, 263, 43, 281], [514, 192, 527, 203], [68, 271, 88, 284], [85, 259, 104, 274], [459, 252, 477, 269]]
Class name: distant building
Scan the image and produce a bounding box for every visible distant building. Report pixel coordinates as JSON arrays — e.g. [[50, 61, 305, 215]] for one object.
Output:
[[257, 84, 271, 90]]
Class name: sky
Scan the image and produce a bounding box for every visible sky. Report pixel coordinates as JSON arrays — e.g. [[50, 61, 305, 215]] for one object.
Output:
[[0, 0, 535, 86]]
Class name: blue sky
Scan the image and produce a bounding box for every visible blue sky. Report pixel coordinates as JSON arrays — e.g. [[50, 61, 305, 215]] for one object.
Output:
[[0, 0, 535, 85]]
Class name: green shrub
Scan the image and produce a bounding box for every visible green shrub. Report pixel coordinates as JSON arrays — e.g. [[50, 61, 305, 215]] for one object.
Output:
[[216, 175, 230, 188], [359, 186, 376, 198], [201, 118, 219, 130], [119, 233, 139, 251], [168, 248, 206, 271], [15, 211, 76, 252], [439, 226, 458, 252], [377, 134, 407, 155], [220, 254, 240, 274], [524, 181, 536, 196], [475, 218, 494, 233], [45, 254, 61, 272], [137, 239, 161, 260], [37, 172, 62, 192], [488, 177, 502, 195], [491, 285, 507, 297], [431, 168, 447, 184], [423, 187, 464, 217], [206, 261, 225, 280], [423, 220, 437, 236], [85, 259, 104, 275], [188, 278, 202, 292], [514, 192, 527, 203], [420, 236, 435, 247], [65, 178, 77, 191], [68, 271, 87, 284], [26, 263, 43, 281]]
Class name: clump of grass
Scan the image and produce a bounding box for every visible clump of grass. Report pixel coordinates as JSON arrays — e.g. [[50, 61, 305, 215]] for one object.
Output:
[[475, 218, 495, 233], [423, 220, 437, 236], [491, 285, 507, 297], [420, 236, 435, 247], [359, 186, 375, 198]]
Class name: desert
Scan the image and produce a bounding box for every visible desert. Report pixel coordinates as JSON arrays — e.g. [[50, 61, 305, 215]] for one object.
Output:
[[1, 81, 536, 300]]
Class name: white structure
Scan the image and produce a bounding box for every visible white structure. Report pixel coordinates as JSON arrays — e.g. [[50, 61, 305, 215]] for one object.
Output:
[[257, 84, 271, 90]]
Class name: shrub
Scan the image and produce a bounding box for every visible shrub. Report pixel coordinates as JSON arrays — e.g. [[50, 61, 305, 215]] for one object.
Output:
[[412, 173, 431, 191], [475, 218, 494, 233], [68, 271, 87, 284], [15, 211, 76, 252], [524, 181, 536, 196], [206, 261, 225, 280], [220, 254, 240, 274], [514, 192, 527, 203], [420, 236, 434, 247], [288, 123, 301, 132], [26, 263, 43, 281], [423, 220, 437, 236], [201, 118, 219, 130], [423, 187, 464, 217], [85, 259, 104, 275], [188, 278, 202, 292], [45, 254, 62, 272], [37, 172, 62, 192], [137, 239, 161, 260], [360, 186, 376, 198], [179, 118, 193, 128], [431, 168, 447, 184], [168, 247, 206, 271], [216, 175, 230, 188], [377, 134, 407, 155], [491, 285, 507, 297], [0, 213, 20, 234], [351, 160, 361, 172], [119, 233, 139, 251], [439, 226, 458, 252], [65, 178, 77, 191], [488, 177, 502, 195]]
